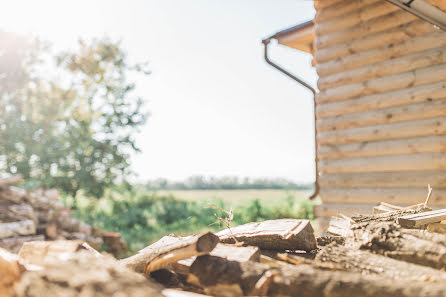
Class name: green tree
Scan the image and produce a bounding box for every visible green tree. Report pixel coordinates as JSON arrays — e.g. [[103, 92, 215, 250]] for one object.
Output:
[[0, 31, 149, 201]]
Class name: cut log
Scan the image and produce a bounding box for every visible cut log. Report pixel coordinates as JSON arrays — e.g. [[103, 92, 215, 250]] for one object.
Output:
[[0, 175, 23, 189], [0, 201, 36, 224], [0, 235, 45, 253], [352, 222, 446, 270], [0, 220, 36, 239], [119, 232, 219, 274], [102, 231, 127, 257], [398, 209, 446, 228], [0, 186, 27, 204], [217, 219, 317, 251], [427, 222, 446, 233], [318, 98, 446, 132], [316, 245, 446, 281], [14, 252, 163, 297], [0, 247, 21, 297], [318, 116, 446, 145], [191, 254, 446, 297], [18, 240, 101, 266]]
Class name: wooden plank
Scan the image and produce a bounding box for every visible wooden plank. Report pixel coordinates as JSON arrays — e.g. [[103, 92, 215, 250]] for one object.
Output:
[[0, 220, 36, 239], [315, 10, 417, 50], [319, 152, 446, 174], [317, 31, 446, 77], [217, 219, 316, 251], [320, 188, 446, 205], [317, 63, 446, 104], [398, 209, 446, 228], [119, 232, 219, 274], [319, 170, 446, 188], [318, 47, 446, 90], [315, 20, 436, 64], [318, 98, 446, 132], [318, 117, 446, 145], [315, 1, 399, 36], [315, 0, 381, 23], [319, 135, 446, 160], [317, 81, 446, 119]]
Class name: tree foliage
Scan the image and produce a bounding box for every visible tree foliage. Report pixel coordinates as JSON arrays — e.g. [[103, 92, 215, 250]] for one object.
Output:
[[0, 30, 149, 198]]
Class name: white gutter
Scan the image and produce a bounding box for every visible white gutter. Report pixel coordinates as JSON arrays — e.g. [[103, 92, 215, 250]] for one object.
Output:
[[386, 0, 446, 31]]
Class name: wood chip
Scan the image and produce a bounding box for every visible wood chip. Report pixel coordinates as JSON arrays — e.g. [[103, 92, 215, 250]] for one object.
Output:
[[398, 209, 446, 228], [217, 219, 317, 251]]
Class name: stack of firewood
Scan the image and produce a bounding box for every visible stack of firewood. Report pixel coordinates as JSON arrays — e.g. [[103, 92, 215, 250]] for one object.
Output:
[[2, 197, 446, 297], [0, 175, 126, 256]]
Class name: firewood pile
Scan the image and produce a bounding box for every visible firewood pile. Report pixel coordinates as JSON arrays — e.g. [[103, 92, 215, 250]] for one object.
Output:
[[0, 176, 126, 256], [3, 189, 446, 297]]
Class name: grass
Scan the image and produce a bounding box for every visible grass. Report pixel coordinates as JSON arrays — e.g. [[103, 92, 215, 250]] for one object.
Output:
[[65, 186, 315, 256]]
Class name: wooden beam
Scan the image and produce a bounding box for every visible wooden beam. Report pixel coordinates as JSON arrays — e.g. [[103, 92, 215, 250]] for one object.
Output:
[[318, 47, 446, 90], [314, 20, 436, 64], [317, 63, 446, 104], [317, 81, 446, 119], [398, 209, 446, 228], [315, 10, 417, 50], [318, 98, 446, 132], [319, 170, 446, 188], [317, 31, 446, 77], [318, 117, 446, 145], [320, 188, 446, 205]]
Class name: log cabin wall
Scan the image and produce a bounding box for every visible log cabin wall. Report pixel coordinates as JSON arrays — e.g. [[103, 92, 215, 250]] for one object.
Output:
[[313, 0, 446, 216]]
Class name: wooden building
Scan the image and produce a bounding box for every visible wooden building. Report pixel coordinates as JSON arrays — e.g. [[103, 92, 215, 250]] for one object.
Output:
[[265, 0, 446, 219]]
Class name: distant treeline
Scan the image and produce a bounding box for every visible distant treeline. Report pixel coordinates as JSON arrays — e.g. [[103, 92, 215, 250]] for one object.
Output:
[[145, 176, 313, 191]]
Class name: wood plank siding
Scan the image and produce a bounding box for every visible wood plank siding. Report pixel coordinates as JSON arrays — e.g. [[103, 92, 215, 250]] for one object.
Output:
[[314, 0, 446, 207]]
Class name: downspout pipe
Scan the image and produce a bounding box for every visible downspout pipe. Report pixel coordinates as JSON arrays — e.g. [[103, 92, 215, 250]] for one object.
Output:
[[261, 38, 319, 200]]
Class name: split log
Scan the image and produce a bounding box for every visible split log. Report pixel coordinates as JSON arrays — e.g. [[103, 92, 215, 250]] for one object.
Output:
[[319, 152, 446, 174], [318, 116, 446, 145], [119, 232, 219, 274], [318, 98, 446, 132], [18, 240, 101, 266], [0, 247, 21, 297], [317, 81, 446, 119], [318, 135, 446, 160], [317, 63, 446, 104], [352, 222, 446, 270], [217, 219, 317, 251], [315, 10, 417, 50], [398, 209, 446, 228], [191, 254, 446, 297], [316, 245, 446, 281], [0, 220, 36, 239], [0, 175, 23, 189], [14, 252, 163, 297], [315, 20, 436, 63], [327, 216, 353, 237]]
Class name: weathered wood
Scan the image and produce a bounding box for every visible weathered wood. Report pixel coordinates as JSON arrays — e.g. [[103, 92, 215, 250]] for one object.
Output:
[[327, 216, 353, 237], [14, 252, 163, 297], [0, 220, 36, 239], [315, 10, 417, 50], [317, 63, 446, 104], [320, 188, 446, 205], [319, 152, 446, 174], [318, 98, 446, 132], [319, 47, 446, 90], [18, 240, 101, 266], [0, 186, 27, 204], [318, 116, 446, 145], [318, 135, 446, 160], [317, 81, 446, 119], [315, 0, 381, 23], [119, 232, 219, 274], [191, 254, 446, 297], [351, 207, 427, 224], [217, 219, 317, 251], [427, 222, 446, 233], [373, 202, 404, 214], [398, 209, 446, 228], [315, 20, 436, 63], [315, 1, 398, 36], [317, 31, 446, 77], [316, 245, 446, 281], [0, 201, 36, 224], [0, 175, 23, 189], [352, 222, 446, 270], [0, 247, 21, 297]]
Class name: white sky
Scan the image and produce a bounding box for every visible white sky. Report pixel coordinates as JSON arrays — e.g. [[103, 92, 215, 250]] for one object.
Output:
[[1, 0, 317, 183]]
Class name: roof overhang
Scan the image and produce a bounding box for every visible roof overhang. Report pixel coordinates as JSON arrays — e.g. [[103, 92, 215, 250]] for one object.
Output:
[[267, 20, 314, 54]]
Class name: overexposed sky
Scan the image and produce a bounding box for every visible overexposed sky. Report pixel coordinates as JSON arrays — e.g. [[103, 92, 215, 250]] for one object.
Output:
[[1, 0, 317, 183]]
